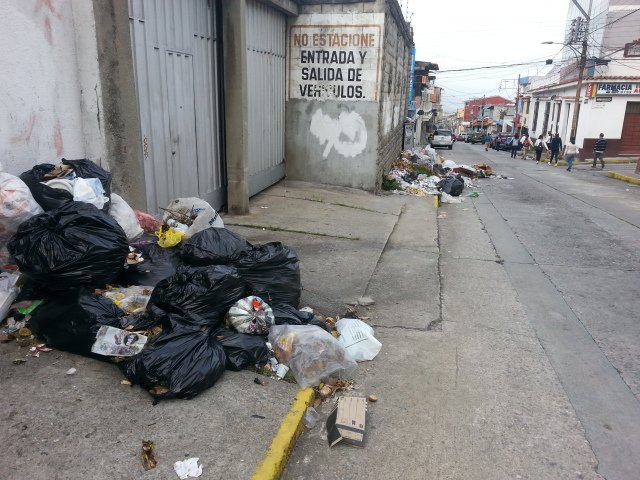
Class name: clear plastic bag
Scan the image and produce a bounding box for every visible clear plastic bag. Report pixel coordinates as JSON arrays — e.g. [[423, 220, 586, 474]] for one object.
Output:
[[268, 324, 357, 387], [335, 318, 382, 361], [162, 197, 224, 240]]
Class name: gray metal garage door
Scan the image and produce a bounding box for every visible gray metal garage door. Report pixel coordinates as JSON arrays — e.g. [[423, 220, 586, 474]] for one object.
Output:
[[246, 0, 286, 196], [128, 0, 225, 212]]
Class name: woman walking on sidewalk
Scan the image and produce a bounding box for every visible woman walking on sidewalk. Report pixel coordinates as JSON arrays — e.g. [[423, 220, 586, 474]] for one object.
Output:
[[534, 135, 548, 164], [563, 137, 579, 171]]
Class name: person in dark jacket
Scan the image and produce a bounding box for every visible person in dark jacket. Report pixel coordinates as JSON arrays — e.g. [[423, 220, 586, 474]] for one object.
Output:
[[592, 133, 607, 169], [549, 133, 562, 166]]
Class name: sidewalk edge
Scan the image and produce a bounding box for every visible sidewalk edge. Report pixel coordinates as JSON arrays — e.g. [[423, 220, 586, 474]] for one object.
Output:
[[606, 172, 640, 185], [252, 387, 315, 480]]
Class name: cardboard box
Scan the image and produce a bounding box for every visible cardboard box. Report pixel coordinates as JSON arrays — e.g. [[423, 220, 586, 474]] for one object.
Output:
[[326, 396, 367, 447]]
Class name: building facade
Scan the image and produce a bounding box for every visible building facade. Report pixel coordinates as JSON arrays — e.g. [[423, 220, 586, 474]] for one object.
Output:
[[521, 0, 640, 159], [2, 0, 412, 214]]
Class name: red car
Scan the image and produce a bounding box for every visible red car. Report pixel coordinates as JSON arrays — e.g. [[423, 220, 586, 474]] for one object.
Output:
[[455, 134, 464, 141]]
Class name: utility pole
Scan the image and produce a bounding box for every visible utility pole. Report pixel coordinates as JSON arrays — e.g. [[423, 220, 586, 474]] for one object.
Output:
[[514, 74, 520, 135], [570, 33, 589, 140], [569, 0, 592, 140]]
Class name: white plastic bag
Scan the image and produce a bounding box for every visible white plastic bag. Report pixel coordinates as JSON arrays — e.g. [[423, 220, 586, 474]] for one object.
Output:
[[163, 197, 224, 240], [0, 271, 21, 322], [109, 193, 144, 240], [336, 318, 382, 361], [269, 324, 357, 387], [0, 172, 44, 235], [72, 177, 108, 210]]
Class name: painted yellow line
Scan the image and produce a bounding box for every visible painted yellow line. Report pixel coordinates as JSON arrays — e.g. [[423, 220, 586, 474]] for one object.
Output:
[[607, 172, 640, 185], [252, 388, 315, 480]]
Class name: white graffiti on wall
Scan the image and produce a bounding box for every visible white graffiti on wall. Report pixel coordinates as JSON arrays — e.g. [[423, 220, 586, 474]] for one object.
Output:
[[309, 108, 368, 158]]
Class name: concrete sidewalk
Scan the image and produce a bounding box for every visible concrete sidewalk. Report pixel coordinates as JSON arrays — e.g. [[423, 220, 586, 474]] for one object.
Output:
[[0, 181, 411, 480]]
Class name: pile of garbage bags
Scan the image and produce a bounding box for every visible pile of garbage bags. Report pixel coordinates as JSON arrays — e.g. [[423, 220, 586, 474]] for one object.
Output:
[[385, 147, 502, 200], [0, 159, 380, 401]]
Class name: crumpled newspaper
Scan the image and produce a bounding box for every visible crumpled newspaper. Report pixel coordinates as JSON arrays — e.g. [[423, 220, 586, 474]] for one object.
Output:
[[174, 458, 203, 479]]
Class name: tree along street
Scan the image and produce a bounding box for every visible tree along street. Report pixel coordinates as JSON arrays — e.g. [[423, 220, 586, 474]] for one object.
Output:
[[284, 142, 640, 480]]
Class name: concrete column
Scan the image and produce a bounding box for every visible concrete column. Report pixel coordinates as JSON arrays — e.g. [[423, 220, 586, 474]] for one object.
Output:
[[222, 0, 250, 215], [91, 0, 146, 210]]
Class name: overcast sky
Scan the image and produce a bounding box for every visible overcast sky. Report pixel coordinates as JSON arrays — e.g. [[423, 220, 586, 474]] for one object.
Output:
[[406, 0, 571, 113]]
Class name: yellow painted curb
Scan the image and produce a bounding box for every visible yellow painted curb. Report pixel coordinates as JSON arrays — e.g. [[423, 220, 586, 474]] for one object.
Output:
[[607, 172, 640, 185], [252, 387, 315, 480]]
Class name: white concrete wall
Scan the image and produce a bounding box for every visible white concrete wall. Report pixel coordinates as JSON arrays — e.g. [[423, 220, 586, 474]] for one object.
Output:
[[0, 0, 105, 175]]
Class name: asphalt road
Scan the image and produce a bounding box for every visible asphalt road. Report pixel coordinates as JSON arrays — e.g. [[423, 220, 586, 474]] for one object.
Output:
[[284, 142, 639, 480], [441, 141, 640, 479]]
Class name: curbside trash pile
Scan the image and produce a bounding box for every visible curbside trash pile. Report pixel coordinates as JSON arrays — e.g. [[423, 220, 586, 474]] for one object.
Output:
[[0, 158, 383, 404], [383, 147, 509, 199]]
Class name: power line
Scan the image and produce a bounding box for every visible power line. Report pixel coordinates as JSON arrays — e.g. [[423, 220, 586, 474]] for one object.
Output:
[[438, 59, 552, 73]]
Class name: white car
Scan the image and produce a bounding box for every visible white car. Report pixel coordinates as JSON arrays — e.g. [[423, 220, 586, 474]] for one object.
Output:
[[431, 129, 453, 149]]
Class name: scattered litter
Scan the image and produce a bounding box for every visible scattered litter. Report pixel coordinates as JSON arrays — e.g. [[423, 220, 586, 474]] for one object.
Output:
[[357, 296, 375, 307], [13, 358, 27, 365], [327, 396, 367, 447], [121, 379, 132, 386], [304, 407, 320, 429], [275, 363, 290, 379], [66, 368, 77, 375], [467, 191, 480, 198], [368, 394, 378, 402], [440, 192, 462, 204], [300, 307, 314, 314], [173, 458, 203, 479], [141, 440, 157, 471], [91, 326, 148, 357], [254, 377, 269, 386], [335, 318, 382, 362], [437, 213, 448, 219]]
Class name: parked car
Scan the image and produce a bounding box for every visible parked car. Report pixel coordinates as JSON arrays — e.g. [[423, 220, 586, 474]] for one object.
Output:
[[490, 134, 508, 150], [455, 133, 464, 141], [469, 132, 484, 144], [431, 129, 453, 149]]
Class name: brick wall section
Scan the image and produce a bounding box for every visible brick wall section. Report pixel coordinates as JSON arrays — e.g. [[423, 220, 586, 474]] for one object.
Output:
[[375, 0, 411, 190]]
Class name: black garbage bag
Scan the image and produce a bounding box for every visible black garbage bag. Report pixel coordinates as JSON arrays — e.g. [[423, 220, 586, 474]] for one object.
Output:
[[29, 291, 125, 358], [116, 237, 182, 287], [121, 315, 227, 400], [148, 265, 248, 328], [212, 328, 270, 371], [272, 303, 331, 333], [236, 243, 302, 308], [181, 228, 253, 266], [437, 176, 464, 196], [19, 159, 112, 211], [7, 202, 129, 290], [432, 164, 446, 176], [19, 163, 73, 211]]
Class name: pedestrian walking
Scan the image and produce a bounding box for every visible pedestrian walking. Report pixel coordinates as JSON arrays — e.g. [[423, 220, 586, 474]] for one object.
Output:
[[484, 132, 492, 151], [544, 131, 553, 161], [592, 133, 607, 169], [510, 134, 520, 158], [534, 134, 548, 164], [549, 133, 562, 166], [521, 134, 532, 160], [563, 137, 579, 171]]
